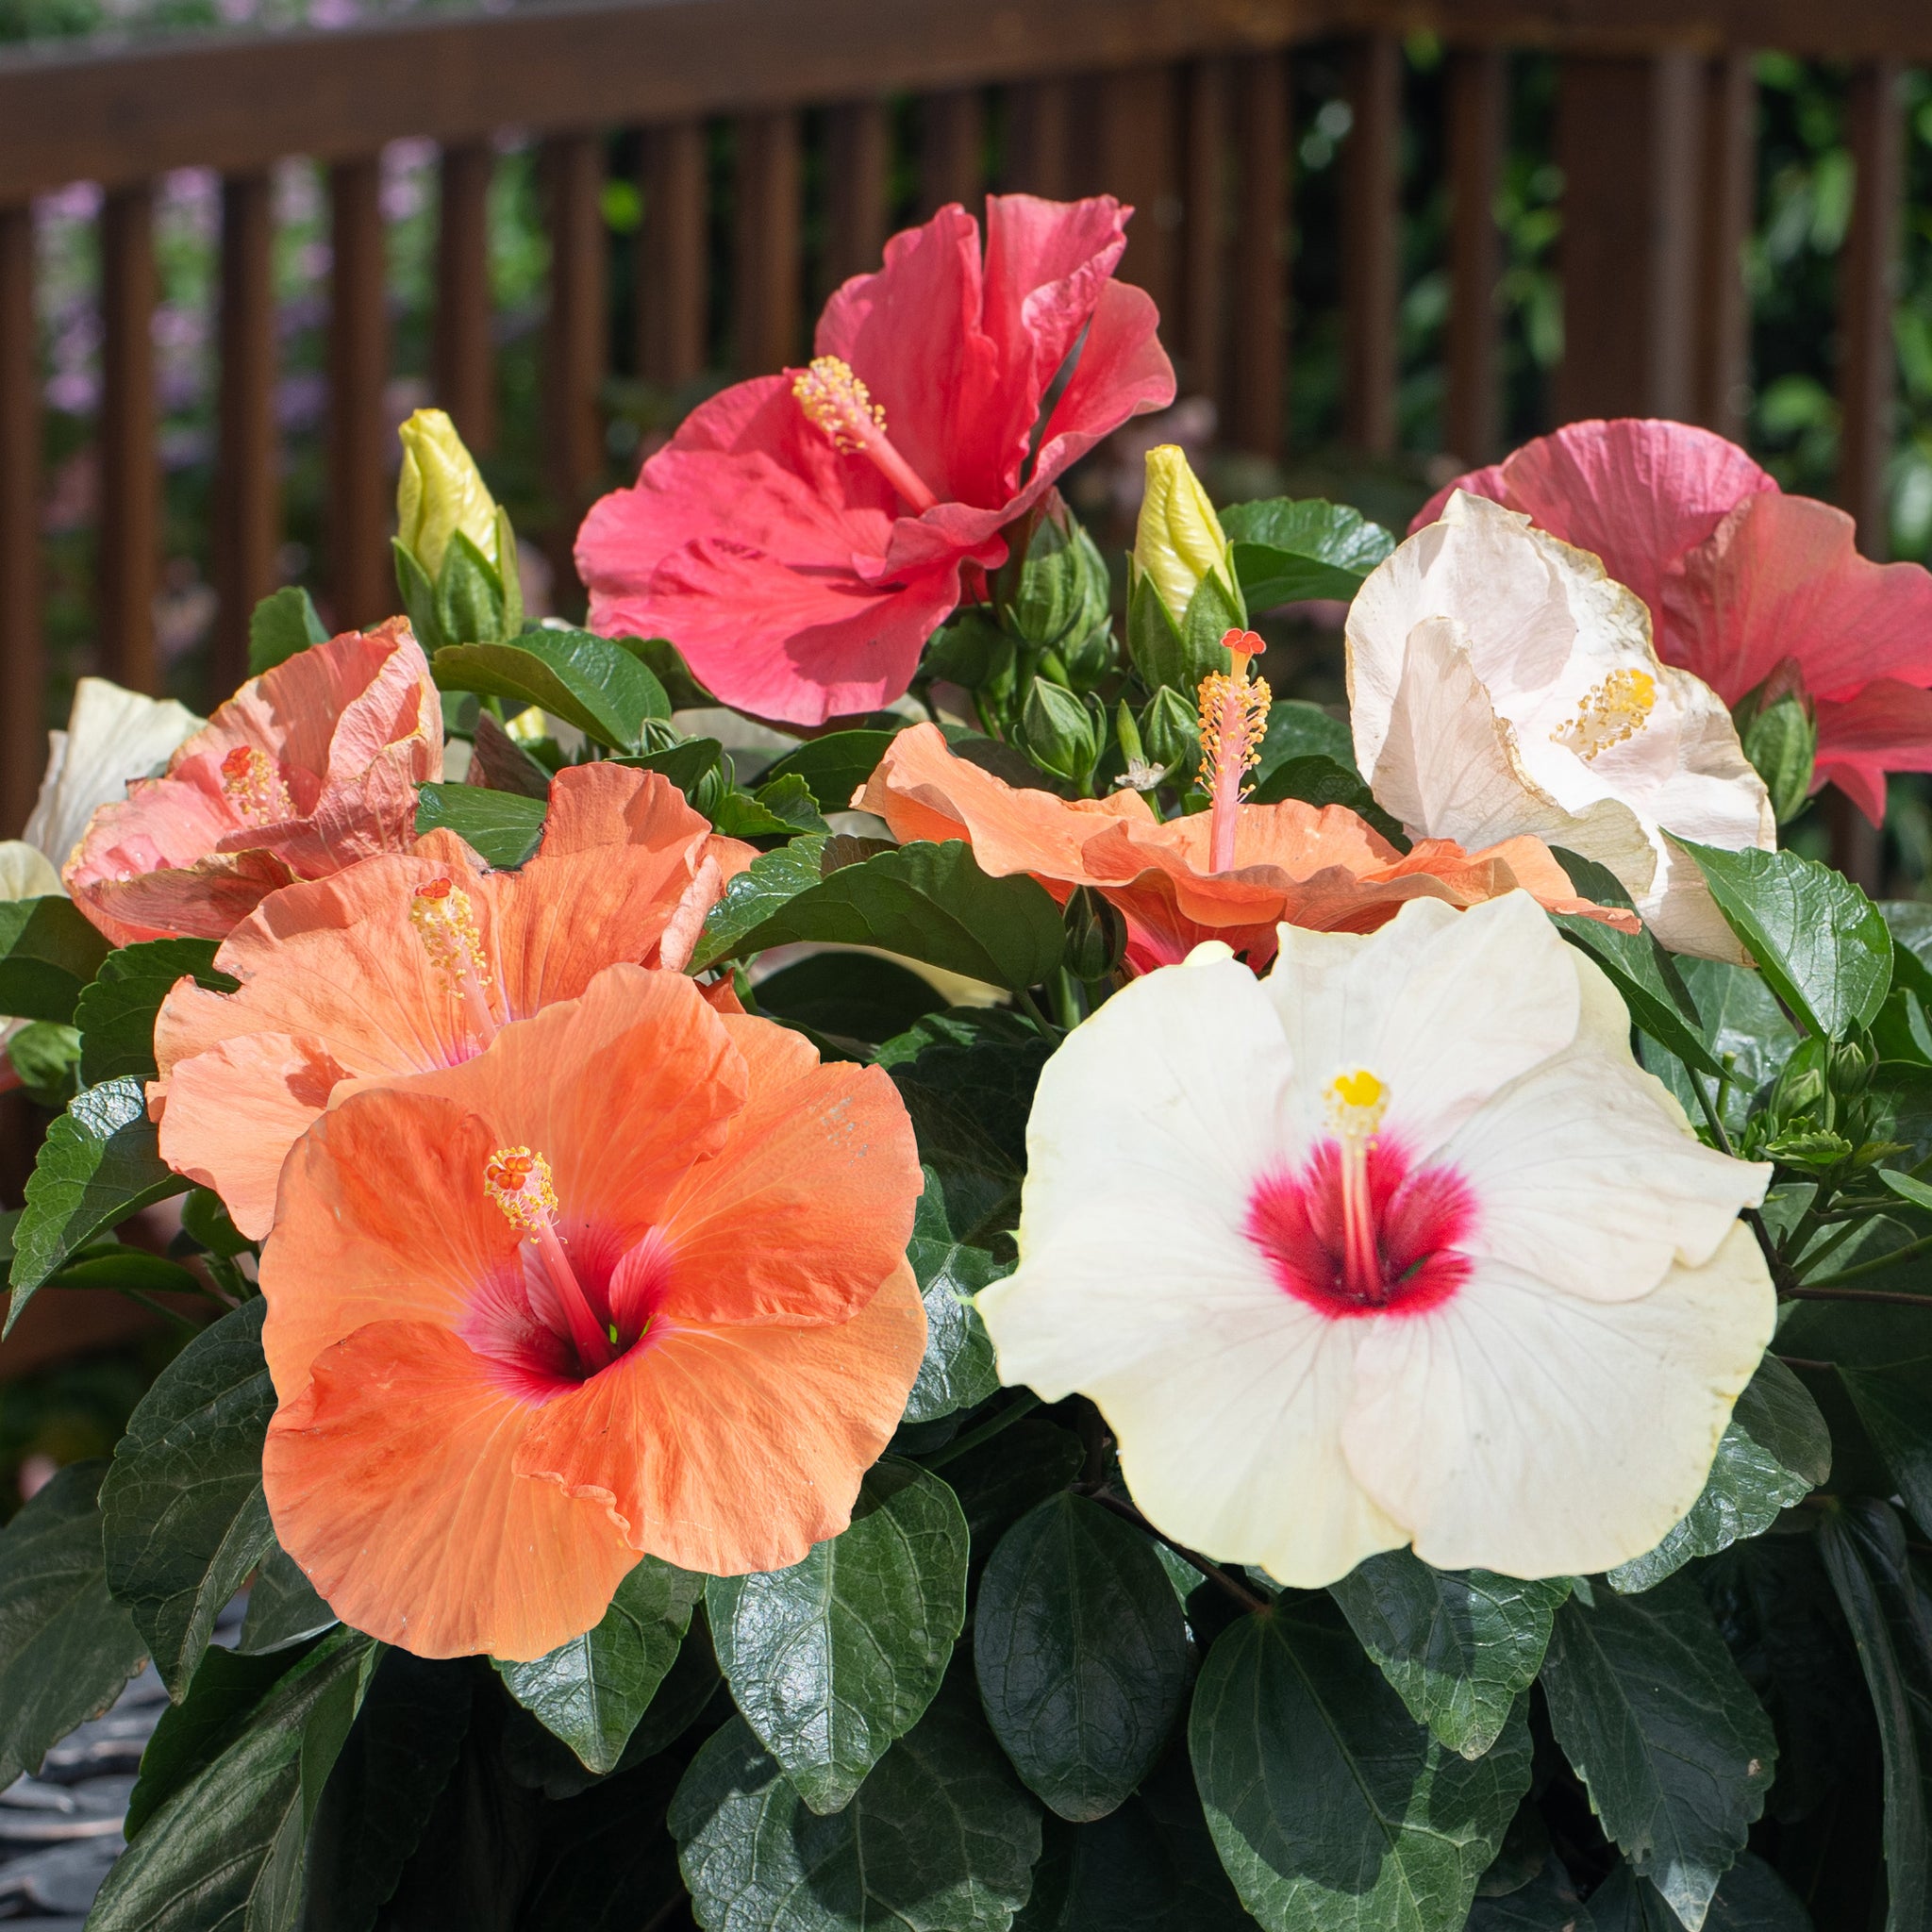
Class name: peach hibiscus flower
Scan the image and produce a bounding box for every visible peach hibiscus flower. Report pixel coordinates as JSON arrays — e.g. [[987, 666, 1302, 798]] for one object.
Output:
[[66, 618, 441, 947], [259, 962, 926, 1660], [978, 892, 1775, 1584], [151, 763, 754, 1240]]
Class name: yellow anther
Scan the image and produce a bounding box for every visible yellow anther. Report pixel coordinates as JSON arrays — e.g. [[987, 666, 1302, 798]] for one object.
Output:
[[1551, 667, 1657, 761], [793, 356, 887, 455], [485, 1146, 558, 1235], [409, 878, 491, 990], [219, 744, 292, 825], [1325, 1068, 1388, 1140]]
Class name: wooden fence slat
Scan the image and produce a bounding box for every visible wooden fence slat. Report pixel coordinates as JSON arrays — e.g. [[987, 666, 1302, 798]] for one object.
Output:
[[435, 141, 496, 452], [1840, 57, 1903, 556], [641, 120, 708, 388], [99, 180, 158, 692], [921, 88, 984, 217], [824, 100, 888, 288], [211, 170, 277, 697], [734, 108, 802, 374], [1444, 45, 1505, 465], [541, 130, 607, 588], [1694, 53, 1757, 440], [1181, 57, 1230, 416], [1003, 78, 1074, 198], [1230, 50, 1289, 460], [326, 155, 390, 632], [1555, 52, 1701, 423], [1342, 32, 1402, 456], [0, 201, 39, 836], [1096, 65, 1181, 328]]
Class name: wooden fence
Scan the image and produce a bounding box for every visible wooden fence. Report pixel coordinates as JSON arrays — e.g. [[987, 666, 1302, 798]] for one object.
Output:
[[1, 0, 1928, 856]]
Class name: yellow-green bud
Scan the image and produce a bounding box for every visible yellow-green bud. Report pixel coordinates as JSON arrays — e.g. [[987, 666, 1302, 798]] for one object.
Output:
[[1132, 444, 1235, 621], [397, 408, 500, 577]]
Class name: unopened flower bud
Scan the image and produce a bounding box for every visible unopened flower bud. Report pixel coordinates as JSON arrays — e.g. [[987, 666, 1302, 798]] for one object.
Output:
[[1022, 677, 1101, 786], [1007, 492, 1114, 682], [397, 408, 500, 577], [1132, 445, 1235, 622], [1063, 885, 1127, 981], [1140, 686, 1200, 776]]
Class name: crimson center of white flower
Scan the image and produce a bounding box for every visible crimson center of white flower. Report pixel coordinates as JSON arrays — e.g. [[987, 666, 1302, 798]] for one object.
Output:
[[1243, 1070, 1474, 1318]]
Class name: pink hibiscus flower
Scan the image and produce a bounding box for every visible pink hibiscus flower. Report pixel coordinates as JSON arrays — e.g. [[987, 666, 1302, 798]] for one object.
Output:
[[67, 618, 442, 947], [1418, 419, 1932, 823], [575, 194, 1175, 727]]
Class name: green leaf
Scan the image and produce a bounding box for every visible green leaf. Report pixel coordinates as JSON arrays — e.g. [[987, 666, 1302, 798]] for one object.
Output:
[[875, 1008, 1050, 1171], [763, 728, 901, 812], [946, 1419, 1087, 1580], [519, 1757, 690, 1932], [974, 1493, 1191, 1820], [0, 1458, 149, 1791], [904, 1172, 1004, 1424], [691, 834, 837, 973], [1467, 1866, 1596, 1930], [7, 1075, 189, 1326], [240, 1542, 338, 1654], [1221, 496, 1395, 609], [1589, 1852, 1809, 1932], [712, 774, 832, 841], [757, 952, 945, 1046], [707, 1455, 970, 1813], [1673, 839, 1893, 1039], [613, 733, 724, 798], [1608, 1357, 1830, 1592], [435, 527, 510, 649], [671, 1678, 1041, 1932], [89, 1625, 379, 1932], [0, 893, 110, 1024], [1248, 753, 1406, 845], [8, 1018, 80, 1105], [1538, 1574, 1776, 1928], [75, 937, 235, 1087], [40, 1241, 205, 1297], [709, 839, 1066, 993], [1256, 698, 1356, 777], [495, 1555, 702, 1774], [1329, 1552, 1568, 1758], [100, 1298, 277, 1698], [432, 630, 669, 749], [1191, 1598, 1531, 1932], [1843, 1357, 1932, 1540], [413, 781, 547, 868], [247, 584, 328, 677]]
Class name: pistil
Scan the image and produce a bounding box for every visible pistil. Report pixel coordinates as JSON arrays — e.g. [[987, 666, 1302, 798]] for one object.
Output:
[[792, 356, 939, 514], [219, 744, 293, 825], [1196, 629, 1272, 874], [484, 1146, 615, 1373], [410, 877, 500, 1047], [1325, 1070, 1388, 1304]]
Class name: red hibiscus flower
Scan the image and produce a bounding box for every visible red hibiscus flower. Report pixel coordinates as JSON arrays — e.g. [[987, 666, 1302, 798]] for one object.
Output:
[[575, 195, 1174, 728], [1419, 419, 1932, 823]]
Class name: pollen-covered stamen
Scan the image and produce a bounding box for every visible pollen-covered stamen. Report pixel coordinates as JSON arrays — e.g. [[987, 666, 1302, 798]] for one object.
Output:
[[1551, 667, 1657, 760], [409, 877, 499, 1046], [792, 356, 939, 514], [1325, 1068, 1388, 1305], [483, 1146, 614, 1372], [1197, 629, 1273, 874], [219, 744, 293, 825]]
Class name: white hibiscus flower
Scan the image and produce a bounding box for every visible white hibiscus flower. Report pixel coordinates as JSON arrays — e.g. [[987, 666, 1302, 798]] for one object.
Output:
[[977, 892, 1775, 1585], [1345, 490, 1774, 959]]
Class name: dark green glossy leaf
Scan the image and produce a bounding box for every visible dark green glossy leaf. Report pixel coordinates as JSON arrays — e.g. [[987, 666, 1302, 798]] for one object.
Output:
[[711, 772, 830, 840], [1328, 1551, 1567, 1758], [0, 1458, 148, 1790], [41, 1241, 204, 1296], [874, 1007, 1050, 1172], [7, 1017, 80, 1104], [240, 1542, 338, 1655], [1191, 1598, 1531, 1932], [1222, 496, 1395, 609], [1588, 1853, 1808, 1932], [495, 1555, 702, 1774], [1257, 698, 1356, 776], [0, 893, 110, 1024], [7, 1074, 189, 1326], [75, 937, 234, 1087], [708, 1455, 969, 1813], [519, 1756, 689, 1932], [904, 1171, 1004, 1424], [946, 1418, 1087, 1584], [764, 728, 901, 811], [1642, 958, 1800, 1138], [246, 584, 328, 677], [691, 835, 837, 973], [100, 1298, 277, 1698], [413, 781, 546, 868], [1248, 753, 1405, 843], [1467, 1867, 1595, 1930], [1608, 1357, 1830, 1592], [432, 629, 669, 749], [614, 733, 724, 796], [1539, 1574, 1776, 1928], [1674, 839, 1893, 1040], [1841, 1357, 1932, 1538], [975, 1493, 1191, 1820], [671, 1678, 1041, 1932], [757, 951, 945, 1045]]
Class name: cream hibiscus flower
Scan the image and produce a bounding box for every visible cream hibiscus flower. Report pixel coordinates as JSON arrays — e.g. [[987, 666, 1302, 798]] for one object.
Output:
[[1345, 490, 1774, 959], [976, 892, 1774, 1584]]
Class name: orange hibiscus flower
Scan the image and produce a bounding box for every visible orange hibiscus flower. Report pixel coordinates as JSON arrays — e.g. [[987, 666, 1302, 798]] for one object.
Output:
[[66, 618, 441, 947], [856, 708, 1633, 974], [152, 763, 755, 1241], [259, 962, 925, 1660]]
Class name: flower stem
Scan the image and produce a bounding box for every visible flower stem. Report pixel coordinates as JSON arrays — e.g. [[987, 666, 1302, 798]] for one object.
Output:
[[1086, 1491, 1269, 1614], [1783, 1283, 1932, 1308], [1795, 1232, 1932, 1292], [923, 1392, 1042, 1470]]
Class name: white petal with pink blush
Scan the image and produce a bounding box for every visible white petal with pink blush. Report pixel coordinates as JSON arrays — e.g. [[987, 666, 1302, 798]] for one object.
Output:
[[1344, 491, 1774, 960], [976, 892, 1776, 1586]]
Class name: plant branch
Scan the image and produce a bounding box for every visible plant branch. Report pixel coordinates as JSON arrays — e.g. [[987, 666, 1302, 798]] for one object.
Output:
[[1013, 987, 1060, 1045], [1689, 1071, 1794, 1291], [923, 1392, 1041, 1471], [1796, 1232, 1932, 1291], [1783, 1285, 1932, 1309], [1087, 1490, 1269, 1615]]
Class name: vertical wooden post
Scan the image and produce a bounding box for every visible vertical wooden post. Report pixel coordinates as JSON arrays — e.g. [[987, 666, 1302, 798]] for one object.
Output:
[[1444, 47, 1505, 465], [1840, 58, 1903, 557], [921, 89, 984, 217], [1230, 51, 1289, 460], [0, 203, 40, 836], [1694, 54, 1757, 441], [1096, 66, 1181, 327], [734, 109, 802, 374], [212, 171, 277, 697], [1004, 79, 1074, 198], [1555, 53, 1702, 424], [435, 142, 496, 453], [541, 130, 607, 575], [1341, 34, 1402, 455], [641, 121, 708, 389], [99, 182, 158, 691], [825, 101, 889, 288], [327, 157, 389, 633], [1182, 58, 1231, 414]]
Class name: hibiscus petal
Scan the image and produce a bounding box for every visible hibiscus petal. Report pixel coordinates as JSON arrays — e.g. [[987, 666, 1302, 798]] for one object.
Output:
[[1814, 680, 1932, 824]]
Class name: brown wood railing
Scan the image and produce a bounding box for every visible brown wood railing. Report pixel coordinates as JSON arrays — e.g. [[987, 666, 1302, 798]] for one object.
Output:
[[2, 0, 1928, 856]]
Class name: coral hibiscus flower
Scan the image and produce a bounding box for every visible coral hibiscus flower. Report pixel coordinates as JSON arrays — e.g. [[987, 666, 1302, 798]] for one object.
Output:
[[152, 763, 754, 1241], [259, 962, 926, 1659], [978, 892, 1774, 1584], [1418, 418, 1932, 823], [575, 195, 1174, 726], [855, 710, 1632, 975], [66, 618, 441, 948]]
